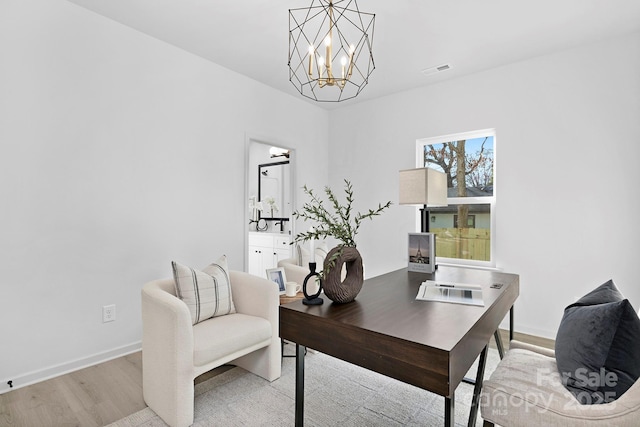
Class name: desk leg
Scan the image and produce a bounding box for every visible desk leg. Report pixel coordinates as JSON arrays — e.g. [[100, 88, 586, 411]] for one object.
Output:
[[295, 344, 305, 427], [445, 394, 454, 427], [510, 306, 514, 341], [494, 330, 504, 359], [468, 345, 488, 427]]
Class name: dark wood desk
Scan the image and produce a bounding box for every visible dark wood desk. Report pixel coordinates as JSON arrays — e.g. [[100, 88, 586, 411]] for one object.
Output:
[[279, 292, 305, 358], [279, 266, 519, 427]]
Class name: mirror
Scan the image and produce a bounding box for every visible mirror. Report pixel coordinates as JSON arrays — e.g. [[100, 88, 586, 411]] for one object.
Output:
[[259, 161, 291, 221], [246, 140, 294, 236], [246, 139, 295, 273]]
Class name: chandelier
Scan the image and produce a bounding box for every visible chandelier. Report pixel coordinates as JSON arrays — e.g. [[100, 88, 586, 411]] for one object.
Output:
[[288, 0, 376, 102]]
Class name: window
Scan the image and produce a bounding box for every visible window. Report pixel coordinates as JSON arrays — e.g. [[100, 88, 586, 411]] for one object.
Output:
[[417, 129, 495, 267], [454, 214, 476, 228]]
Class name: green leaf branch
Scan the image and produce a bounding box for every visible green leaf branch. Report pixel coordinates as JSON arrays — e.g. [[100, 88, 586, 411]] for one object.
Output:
[[293, 179, 392, 248]]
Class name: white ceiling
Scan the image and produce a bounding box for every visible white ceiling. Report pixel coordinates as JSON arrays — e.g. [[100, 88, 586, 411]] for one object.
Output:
[[67, 0, 640, 109]]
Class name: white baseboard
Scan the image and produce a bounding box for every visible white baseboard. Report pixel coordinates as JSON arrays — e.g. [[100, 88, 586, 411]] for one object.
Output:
[[0, 341, 141, 395]]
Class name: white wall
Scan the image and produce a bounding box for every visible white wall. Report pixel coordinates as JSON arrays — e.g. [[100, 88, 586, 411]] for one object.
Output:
[[2, 0, 637, 394], [328, 32, 640, 339], [0, 0, 328, 391]]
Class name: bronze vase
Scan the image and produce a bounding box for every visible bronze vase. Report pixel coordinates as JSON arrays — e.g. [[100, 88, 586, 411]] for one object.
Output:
[[322, 246, 364, 303]]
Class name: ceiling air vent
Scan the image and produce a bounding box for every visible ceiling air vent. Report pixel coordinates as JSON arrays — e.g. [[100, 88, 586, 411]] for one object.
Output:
[[421, 64, 451, 76]]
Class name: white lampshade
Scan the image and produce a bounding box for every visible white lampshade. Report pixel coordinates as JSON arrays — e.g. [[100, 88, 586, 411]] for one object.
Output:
[[399, 167, 448, 206]]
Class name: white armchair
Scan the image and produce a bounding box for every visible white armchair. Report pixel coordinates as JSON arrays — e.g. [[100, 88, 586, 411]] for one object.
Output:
[[141, 270, 281, 427], [278, 242, 327, 294], [279, 256, 353, 295], [278, 257, 317, 289]]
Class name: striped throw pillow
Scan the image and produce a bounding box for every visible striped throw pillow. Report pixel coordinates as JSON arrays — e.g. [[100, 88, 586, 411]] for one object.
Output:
[[171, 255, 236, 325]]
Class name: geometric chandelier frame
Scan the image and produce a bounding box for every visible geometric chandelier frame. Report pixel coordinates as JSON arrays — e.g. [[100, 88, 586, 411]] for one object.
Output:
[[288, 0, 375, 102]]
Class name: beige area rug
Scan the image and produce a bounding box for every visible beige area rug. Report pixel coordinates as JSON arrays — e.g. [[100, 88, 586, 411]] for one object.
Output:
[[109, 347, 500, 426]]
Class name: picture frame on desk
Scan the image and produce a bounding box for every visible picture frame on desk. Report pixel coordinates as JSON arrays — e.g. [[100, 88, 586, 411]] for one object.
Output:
[[266, 267, 287, 295], [408, 232, 435, 273]]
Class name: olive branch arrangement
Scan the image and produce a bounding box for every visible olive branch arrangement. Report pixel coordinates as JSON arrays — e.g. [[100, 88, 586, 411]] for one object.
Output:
[[293, 179, 392, 275]]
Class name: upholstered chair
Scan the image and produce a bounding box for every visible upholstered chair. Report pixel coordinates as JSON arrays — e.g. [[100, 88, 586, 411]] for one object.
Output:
[[141, 270, 281, 427], [278, 242, 328, 294], [277, 257, 306, 284], [482, 288, 640, 426], [480, 340, 640, 426], [278, 241, 352, 294]]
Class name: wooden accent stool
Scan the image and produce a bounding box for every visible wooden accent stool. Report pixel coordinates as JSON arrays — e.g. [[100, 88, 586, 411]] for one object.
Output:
[[280, 292, 304, 305]]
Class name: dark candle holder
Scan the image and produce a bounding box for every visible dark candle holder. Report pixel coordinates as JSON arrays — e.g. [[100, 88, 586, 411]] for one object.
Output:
[[302, 262, 324, 305]]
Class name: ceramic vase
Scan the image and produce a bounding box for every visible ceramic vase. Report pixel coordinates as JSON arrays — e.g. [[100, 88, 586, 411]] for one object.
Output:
[[322, 246, 364, 303]]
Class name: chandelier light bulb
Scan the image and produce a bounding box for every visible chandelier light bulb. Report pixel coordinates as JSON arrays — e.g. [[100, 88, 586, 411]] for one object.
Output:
[[308, 45, 314, 76], [324, 34, 332, 74]]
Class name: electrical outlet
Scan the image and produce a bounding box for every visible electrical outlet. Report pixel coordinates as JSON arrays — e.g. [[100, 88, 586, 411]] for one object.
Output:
[[103, 304, 116, 323]]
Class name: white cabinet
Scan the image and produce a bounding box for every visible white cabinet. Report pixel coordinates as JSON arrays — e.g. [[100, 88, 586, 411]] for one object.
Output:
[[248, 233, 292, 278], [273, 235, 292, 264], [247, 248, 267, 278]]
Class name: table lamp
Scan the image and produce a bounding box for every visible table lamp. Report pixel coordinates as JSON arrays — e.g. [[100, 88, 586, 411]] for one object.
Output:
[[399, 167, 448, 232]]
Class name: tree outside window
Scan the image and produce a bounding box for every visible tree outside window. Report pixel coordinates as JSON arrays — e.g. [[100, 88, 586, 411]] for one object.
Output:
[[419, 131, 495, 265]]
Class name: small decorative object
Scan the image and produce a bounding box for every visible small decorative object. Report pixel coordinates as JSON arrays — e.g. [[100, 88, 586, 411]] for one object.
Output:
[[416, 281, 484, 306], [266, 267, 287, 295], [248, 196, 260, 221], [408, 233, 436, 273], [256, 218, 267, 231], [263, 196, 279, 218], [323, 245, 364, 303], [248, 197, 268, 231], [285, 281, 302, 297], [293, 179, 391, 303], [302, 262, 324, 305]]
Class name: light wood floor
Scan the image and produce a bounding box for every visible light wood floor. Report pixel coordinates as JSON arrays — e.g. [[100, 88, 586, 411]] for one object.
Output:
[[497, 329, 555, 351], [0, 331, 553, 426], [0, 352, 231, 427]]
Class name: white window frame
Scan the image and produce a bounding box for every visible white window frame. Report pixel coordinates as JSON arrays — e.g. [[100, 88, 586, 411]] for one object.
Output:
[[415, 128, 497, 269]]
